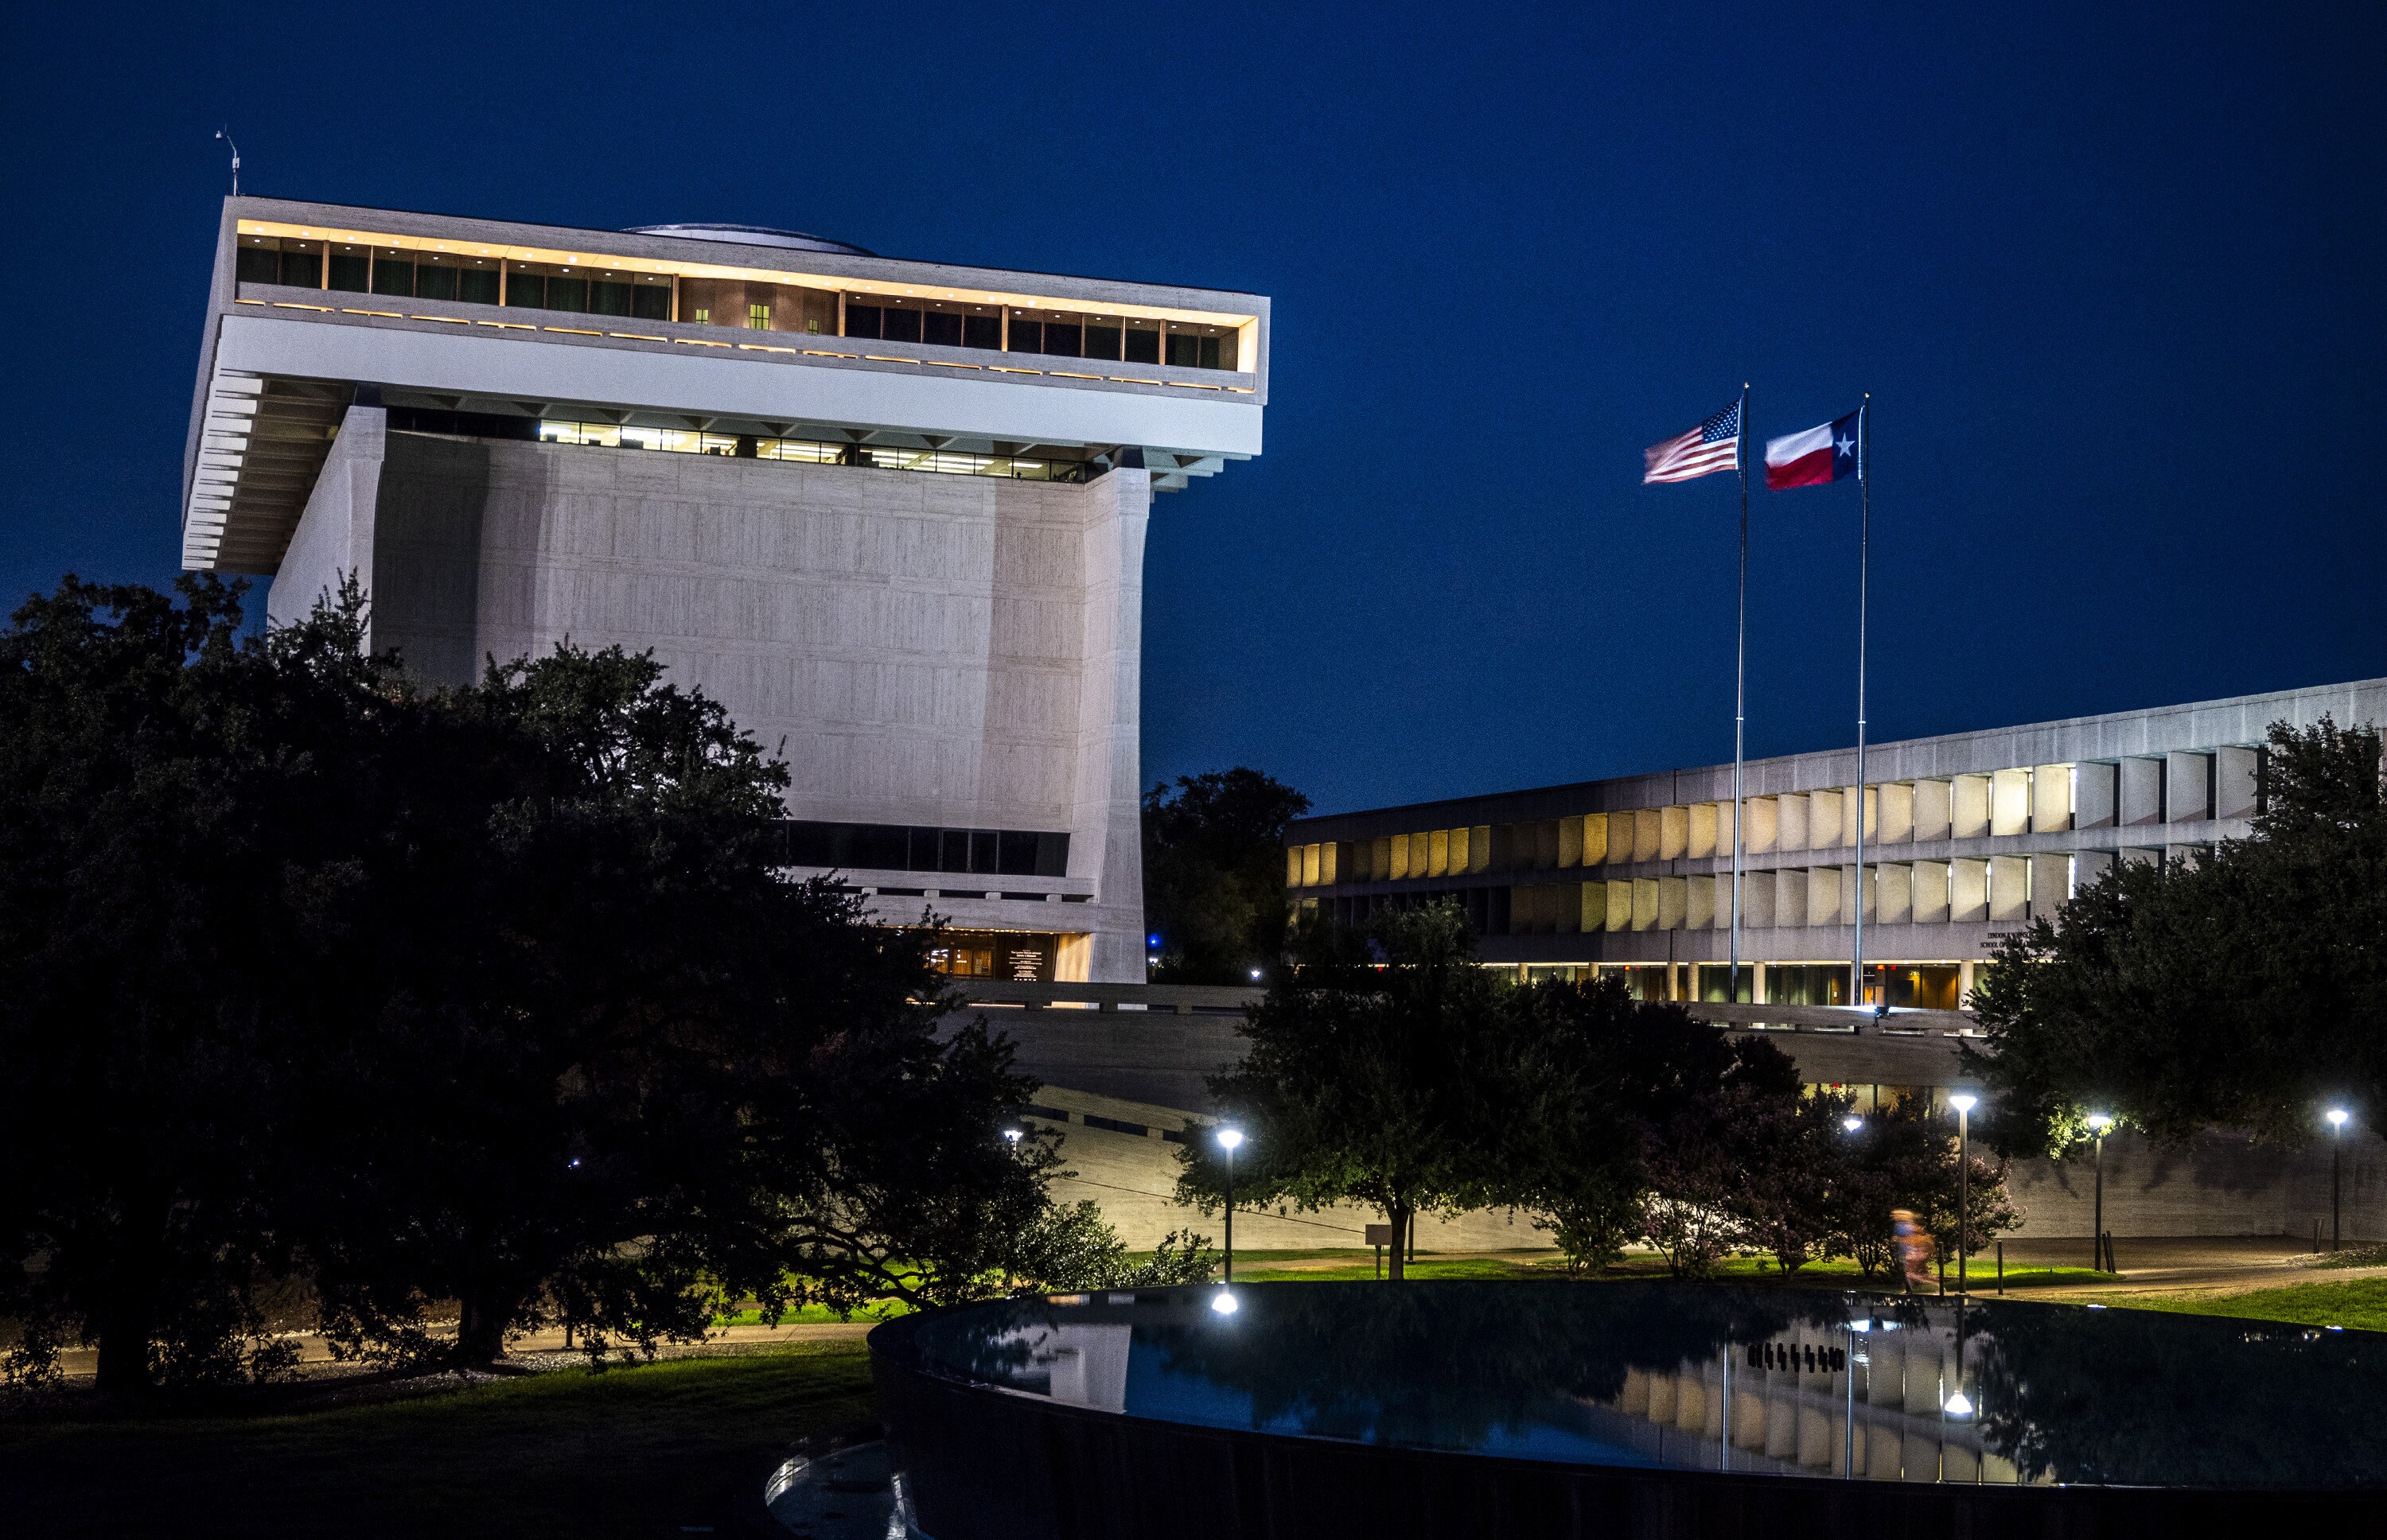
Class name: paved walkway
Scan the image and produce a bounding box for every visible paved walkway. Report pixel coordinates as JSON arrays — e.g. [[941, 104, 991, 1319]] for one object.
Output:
[[1986, 1236, 2387, 1300]]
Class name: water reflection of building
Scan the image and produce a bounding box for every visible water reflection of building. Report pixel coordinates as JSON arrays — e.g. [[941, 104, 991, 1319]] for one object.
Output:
[[1582, 1319, 2038, 1484], [988, 1320, 1133, 1414]]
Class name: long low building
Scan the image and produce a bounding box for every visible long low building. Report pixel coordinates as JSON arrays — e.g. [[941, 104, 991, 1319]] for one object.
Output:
[[1283, 677, 2387, 1007]]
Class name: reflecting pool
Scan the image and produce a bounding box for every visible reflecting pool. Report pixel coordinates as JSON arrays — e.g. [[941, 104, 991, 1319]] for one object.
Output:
[[882, 1280, 2387, 1491]]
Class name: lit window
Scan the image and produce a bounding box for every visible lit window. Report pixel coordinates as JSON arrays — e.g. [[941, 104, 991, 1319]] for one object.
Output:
[[691, 307, 711, 324], [748, 303, 770, 329]]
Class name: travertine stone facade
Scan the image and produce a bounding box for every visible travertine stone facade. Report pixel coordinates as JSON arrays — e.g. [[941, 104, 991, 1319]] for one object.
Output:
[[269, 410, 1151, 978]]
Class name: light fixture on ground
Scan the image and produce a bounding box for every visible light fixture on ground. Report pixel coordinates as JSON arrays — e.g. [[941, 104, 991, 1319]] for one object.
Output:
[[1217, 1126, 1245, 1283], [1842, 1114, 1864, 1134], [2327, 1108, 2350, 1251], [2086, 1114, 2113, 1273], [1949, 1091, 1979, 1294]]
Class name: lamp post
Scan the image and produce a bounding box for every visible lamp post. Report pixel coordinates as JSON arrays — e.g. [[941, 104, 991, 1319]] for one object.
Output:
[[1949, 1092, 1978, 1294], [2327, 1109, 2349, 1251], [1217, 1126, 1244, 1282], [2086, 1114, 2112, 1273]]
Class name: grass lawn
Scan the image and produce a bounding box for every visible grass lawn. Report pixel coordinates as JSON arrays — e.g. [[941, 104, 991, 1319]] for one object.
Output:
[[2105, 1276, 2387, 1332], [711, 1298, 911, 1328], [1236, 1258, 1554, 1281], [1232, 1250, 2116, 1290], [0, 1340, 874, 1539]]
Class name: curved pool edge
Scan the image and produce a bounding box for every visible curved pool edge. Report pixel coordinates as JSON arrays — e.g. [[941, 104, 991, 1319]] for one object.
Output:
[[864, 1284, 2387, 1538]]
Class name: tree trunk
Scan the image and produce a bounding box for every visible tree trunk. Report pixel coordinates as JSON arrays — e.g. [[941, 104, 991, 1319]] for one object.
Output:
[[454, 1292, 514, 1367], [92, 1293, 157, 1395], [1386, 1204, 1411, 1281], [92, 1192, 170, 1396]]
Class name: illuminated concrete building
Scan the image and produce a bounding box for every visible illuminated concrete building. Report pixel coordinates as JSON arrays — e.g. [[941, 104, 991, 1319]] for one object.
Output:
[[180, 198, 1269, 983], [1285, 678, 2387, 1007]]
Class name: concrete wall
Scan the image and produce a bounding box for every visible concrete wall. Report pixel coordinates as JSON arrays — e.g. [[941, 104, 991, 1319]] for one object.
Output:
[[271, 409, 1148, 976], [963, 1008, 2384, 1247], [2004, 1128, 2387, 1243]]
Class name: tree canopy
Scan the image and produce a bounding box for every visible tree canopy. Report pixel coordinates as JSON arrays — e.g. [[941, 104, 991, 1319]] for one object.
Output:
[[1180, 904, 1522, 1277], [1182, 900, 2012, 1282], [1970, 718, 2387, 1157], [1141, 768, 1310, 983], [0, 575, 1068, 1392]]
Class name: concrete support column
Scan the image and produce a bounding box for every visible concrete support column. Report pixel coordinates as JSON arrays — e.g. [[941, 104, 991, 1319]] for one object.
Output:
[[1877, 861, 1913, 924], [2166, 751, 2214, 824], [1952, 775, 1992, 839], [1988, 854, 2030, 923], [2028, 853, 2071, 920], [1991, 768, 2032, 837], [1746, 796, 1778, 853], [1809, 789, 1843, 851], [1911, 860, 1949, 924], [1950, 858, 1988, 923], [1879, 781, 1914, 844], [2120, 757, 2163, 826], [2216, 746, 2261, 820], [2074, 762, 2117, 828], [1912, 779, 1952, 841]]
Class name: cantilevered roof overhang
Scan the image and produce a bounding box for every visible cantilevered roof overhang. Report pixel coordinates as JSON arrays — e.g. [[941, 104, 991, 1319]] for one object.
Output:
[[181, 197, 1271, 575]]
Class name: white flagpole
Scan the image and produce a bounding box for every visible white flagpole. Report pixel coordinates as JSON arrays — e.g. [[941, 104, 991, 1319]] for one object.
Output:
[[1731, 386, 1748, 1005], [1852, 395, 1871, 1011]]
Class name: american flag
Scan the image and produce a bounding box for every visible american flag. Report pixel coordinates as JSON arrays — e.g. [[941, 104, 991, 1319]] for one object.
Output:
[[1642, 400, 1743, 484]]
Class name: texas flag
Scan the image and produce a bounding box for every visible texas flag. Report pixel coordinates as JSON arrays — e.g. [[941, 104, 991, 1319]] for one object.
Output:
[[1764, 410, 1863, 490]]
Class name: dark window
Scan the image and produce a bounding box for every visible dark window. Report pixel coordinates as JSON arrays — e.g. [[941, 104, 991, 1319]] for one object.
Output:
[[328, 254, 370, 292], [384, 406, 539, 441], [1198, 335, 1222, 370], [371, 257, 413, 298], [775, 820, 1067, 877], [1042, 323, 1081, 357], [546, 276, 589, 313], [845, 303, 882, 339], [458, 267, 500, 305], [415, 264, 458, 301], [631, 284, 670, 321], [279, 249, 321, 287], [1166, 332, 1198, 368], [1023, 1104, 1069, 1123], [236, 247, 279, 285], [855, 824, 909, 869], [997, 830, 1041, 875], [1008, 318, 1042, 353], [1123, 326, 1160, 364], [1084, 1114, 1148, 1138], [922, 310, 962, 348], [964, 314, 1001, 349], [1084, 323, 1122, 360], [506, 271, 547, 309], [882, 307, 923, 344], [590, 280, 635, 317]]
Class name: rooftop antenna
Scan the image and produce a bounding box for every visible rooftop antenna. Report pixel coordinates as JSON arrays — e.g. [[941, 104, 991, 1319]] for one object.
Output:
[[214, 128, 239, 196]]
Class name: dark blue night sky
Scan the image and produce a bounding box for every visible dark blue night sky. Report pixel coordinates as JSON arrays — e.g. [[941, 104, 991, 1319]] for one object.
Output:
[[6, 3, 2381, 813]]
